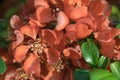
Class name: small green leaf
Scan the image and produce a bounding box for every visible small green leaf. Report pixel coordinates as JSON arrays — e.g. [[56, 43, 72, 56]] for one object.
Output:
[[81, 40, 99, 67], [0, 57, 6, 74], [74, 69, 89, 80], [89, 69, 119, 80], [116, 24, 120, 28], [110, 61, 120, 79], [98, 56, 110, 68]]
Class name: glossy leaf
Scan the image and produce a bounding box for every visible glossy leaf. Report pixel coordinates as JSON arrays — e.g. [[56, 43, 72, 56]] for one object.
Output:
[[0, 57, 6, 74], [74, 69, 89, 80], [89, 69, 119, 80], [110, 61, 120, 79], [81, 40, 99, 67], [98, 56, 110, 68]]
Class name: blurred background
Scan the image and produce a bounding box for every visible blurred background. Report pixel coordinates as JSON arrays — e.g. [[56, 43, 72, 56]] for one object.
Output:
[[0, 0, 120, 48]]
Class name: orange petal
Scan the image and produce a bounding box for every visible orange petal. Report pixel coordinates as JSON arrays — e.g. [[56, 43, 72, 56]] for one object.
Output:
[[20, 25, 38, 40], [44, 70, 61, 80], [54, 30, 64, 44], [22, 53, 40, 76], [63, 47, 82, 60], [34, 0, 49, 8], [55, 11, 69, 31], [41, 29, 57, 45], [13, 45, 30, 63], [30, 14, 46, 27], [89, 0, 105, 15], [75, 23, 93, 39], [43, 47, 60, 64], [95, 28, 120, 42], [95, 15, 111, 31], [36, 6, 53, 23], [101, 40, 115, 58], [77, 17, 96, 31], [62, 67, 73, 80], [70, 6, 88, 20], [81, 0, 90, 5], [65, 24, 77, 41]]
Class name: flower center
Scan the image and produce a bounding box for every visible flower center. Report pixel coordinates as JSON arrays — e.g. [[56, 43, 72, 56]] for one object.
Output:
[[53, 58, 64, 73], [30, 38, 43, 54], [14, 68, 34, 80]]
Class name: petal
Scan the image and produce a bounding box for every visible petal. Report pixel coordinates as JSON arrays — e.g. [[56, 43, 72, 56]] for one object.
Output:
[[55, 11, 69, 31], [54, 30, 64, 44], [65, 24, 77, 41], [62, 68, 73, 80], [34, 0, 49, 8], [30, 14, 46, 27], [22, 53, 40, 77], [44, 70, 61, 80], [13, 45, 30, 63], [36, 6, 53, 23], [100, 40, 115, 58], [77, 17, 96, 31], [41, 29, 57, 45], [89, 0, 105, 15], [95, 15, 111, 31], [70, 6, 88, 20], [75, 23, 93, 39], [94, 31, 113, 42], [63, 47, 82, 60], [94, 28, 120, 42], [54, 35, 66, 53], [10, 15, 21, 29], [20, 25, 38, 40], [14, 30, 24, 47], [44, 47, 60, 64], [81, 0, 90, 5]]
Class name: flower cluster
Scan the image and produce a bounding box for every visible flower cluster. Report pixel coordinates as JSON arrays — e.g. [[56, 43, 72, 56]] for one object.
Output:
[[2, 0, 120, 80]]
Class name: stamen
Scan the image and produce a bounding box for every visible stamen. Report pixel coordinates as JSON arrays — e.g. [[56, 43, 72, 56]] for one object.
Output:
[[14, 68, 34, 80], [30, 38, 43, 54], [53, 58, 64, 73]]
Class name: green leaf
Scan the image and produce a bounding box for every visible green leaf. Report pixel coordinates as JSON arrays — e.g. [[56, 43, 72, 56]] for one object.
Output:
[[116, 24, 120, 29], [74, 69, 89, 80], [0, 57, 6, 74], [81, 40, 99, 67], [98, 56, 110, 68], [110, 61, 120, 79], [89, 69, 119, 80], [112, 6, 119, 15]]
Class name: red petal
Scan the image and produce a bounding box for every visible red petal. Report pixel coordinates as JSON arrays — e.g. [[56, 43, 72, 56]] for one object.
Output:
[[63, 47, 82, 60], [44, 70, 61, 80], [101, 40, 115, 58], [22, 53, 40, 76], [70, 6, 88, 20], [36, 6, 53, 23], [20, 25, 38, 40], [44, 47, 60, 64], [54, 30, 64, 44], [41, 29, 57, 45], [75, 23, 92, 39], [95, 28, 120, 42], [34, 0, 49, 8], [55, 11, 69, 31], [77, 17, 96, 31], [89, 0, 105, 15], [13, 45, 30, 63], [95, 15, 111, 31], [66, 24, 77, 41]]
